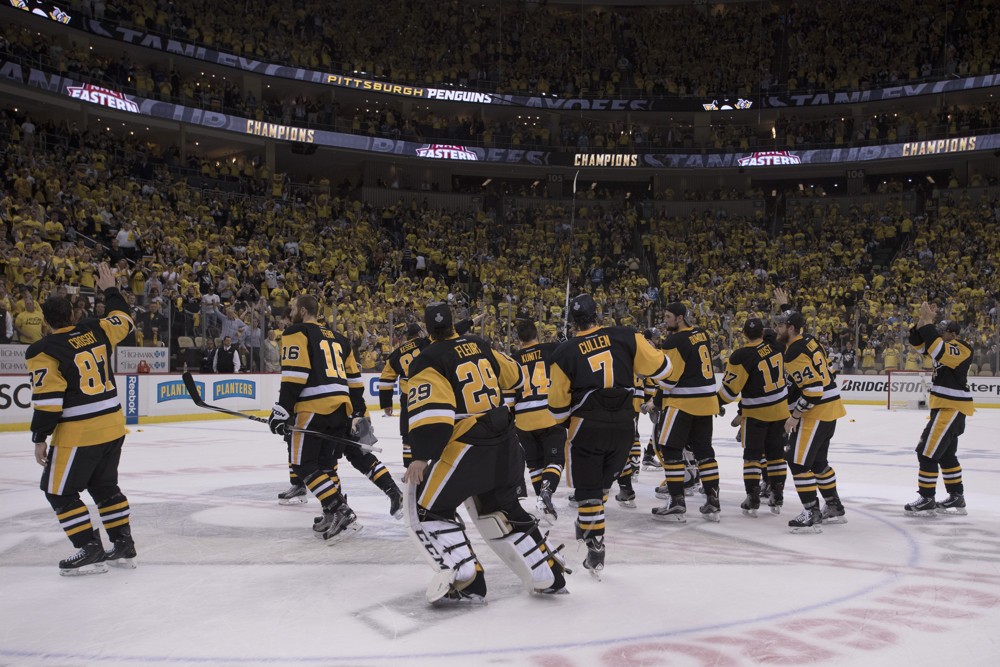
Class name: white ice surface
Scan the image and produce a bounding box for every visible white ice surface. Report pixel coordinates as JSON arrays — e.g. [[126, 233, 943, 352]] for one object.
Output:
[[1, 406, 999, 666]]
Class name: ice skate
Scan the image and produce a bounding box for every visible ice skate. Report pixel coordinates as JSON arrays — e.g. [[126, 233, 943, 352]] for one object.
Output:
[[651, 496, 687, 523], [582, 536, 604, 580], [59, 538, 109, 576], [699, 489, 721, 522], [566, 492, 579, 508], [821, 498, 847, 524], [654, 480, 670, 500], [277, 484, 308, 505], [768, 489, 784, 515], [386, 486, 404, 520], [537, 481, 558, 521], [788, 502, 823, 534], [641, 445, 659, 471], [935, 493, 967, 516], [741, 491, 761, 518], [615, 488, 637, 509], [433, 587, 487, 606], [104, 528, 137, 569], [904, 495, 937, 517], [760, 482, 772, 499], [316, 504, 363, 544]]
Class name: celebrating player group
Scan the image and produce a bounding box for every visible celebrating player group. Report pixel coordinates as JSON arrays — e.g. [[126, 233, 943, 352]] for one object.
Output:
[[27, 282, 976, 606]]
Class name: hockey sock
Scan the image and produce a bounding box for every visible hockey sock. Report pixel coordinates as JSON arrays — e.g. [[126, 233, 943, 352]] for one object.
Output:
[[288, 466, 301, 487], [792, 472, 818, 505], [698, 458, 720, 493], [50, 497, 95, 548], [529, 467, 544, 495], [575, 499, 606, 541], [541, 464, 563, 491], [366, 462, 395, 493], [743, 459, 762, 494], [97, 494, 131, 541], [766, 458, 787, 485], [815, 466, 838, 500], [941, 465, 963, 495], [759, 456, 769, 485], [304, 471, 341, 504], [663, 459, 686, 496]]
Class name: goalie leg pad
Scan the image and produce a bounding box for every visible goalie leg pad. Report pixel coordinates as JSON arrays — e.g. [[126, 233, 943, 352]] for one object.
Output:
[[463, 499, 568, 594]]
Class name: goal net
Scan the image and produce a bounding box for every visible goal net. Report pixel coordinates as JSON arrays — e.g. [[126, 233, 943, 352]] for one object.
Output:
[[886, 369, 931, 409]]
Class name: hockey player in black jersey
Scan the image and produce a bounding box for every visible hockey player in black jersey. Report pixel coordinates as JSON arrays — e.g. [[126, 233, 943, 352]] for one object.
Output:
[[27, 264, 138, 575], [269, 295, 402, 540], [904, 302, 975, 516], [511, 309, 565, 523], [378, 322, 430, 468], [717, 318, 790, 517], [549, 294, 671, 574], [404, 302, 569, 604], [775, 308, 847, 533], [650, 302, 723, 523]]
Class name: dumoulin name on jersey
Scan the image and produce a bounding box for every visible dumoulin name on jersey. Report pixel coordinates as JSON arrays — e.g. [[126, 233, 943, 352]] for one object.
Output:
[[280, 322, 365, 415], [659, 327, 720, 416], [783, 334, 846, 422], [718, 341, 790, 422], [26, 296, 135, 447], [512, 342, 560, 431], [406, 335, 524, 460], [909, 324, 975, 416], [378, 336, 430, 409], [548, 326, 671, 424]]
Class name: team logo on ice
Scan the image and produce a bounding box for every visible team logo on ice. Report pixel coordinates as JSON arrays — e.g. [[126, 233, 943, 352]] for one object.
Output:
[[66, 84, 140, 113], [415, 144, 479, 160], [737, 151, 802, 167]]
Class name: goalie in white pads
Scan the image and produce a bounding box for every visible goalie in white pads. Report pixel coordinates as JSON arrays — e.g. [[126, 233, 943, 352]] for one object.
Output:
[[403, 302, 569, 604]]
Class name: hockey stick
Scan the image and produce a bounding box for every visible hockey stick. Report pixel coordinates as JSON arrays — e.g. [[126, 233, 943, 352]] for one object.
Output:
[[180, 372, 382, 453]]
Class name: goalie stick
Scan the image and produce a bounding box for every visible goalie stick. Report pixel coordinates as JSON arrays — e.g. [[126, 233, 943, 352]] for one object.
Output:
[[180, 372, 382, 453]]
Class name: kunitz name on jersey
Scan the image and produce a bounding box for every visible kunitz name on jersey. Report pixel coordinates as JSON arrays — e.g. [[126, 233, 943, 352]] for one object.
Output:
[[737, 151, 801, 166], [415, 144, 479, 160], [427, 89, 492, 104], [67, 84, 139, 113]]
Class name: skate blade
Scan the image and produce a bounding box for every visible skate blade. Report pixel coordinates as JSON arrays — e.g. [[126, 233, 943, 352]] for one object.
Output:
[[616, 499, 637, 509], [789, 525, 823, 534], [701, 512, 721, 523], [391, 509, 404, 520], [823, 517, 848, 525], [904, 510, 938, 518], [323, 523, 363, 545], [742, 508, 758, 518], [769, 505, 782, 515], [651, 513, 687, 524], [431, 593, 487, 607], [278, 497, 308, 505], [641, 463, 661, 471], [60, 562, 109, 576], [584, 566, 603, 582], [654, 491, 670, 500], [535, 586, 570, 595], [936, 508, 968, 516], [107, 557, 138, 569]]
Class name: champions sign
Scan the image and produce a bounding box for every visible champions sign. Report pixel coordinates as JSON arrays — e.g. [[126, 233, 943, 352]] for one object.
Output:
[[415, 144, 478, 160], [66, 84, 139, 113], [737, 151, 802, 167]]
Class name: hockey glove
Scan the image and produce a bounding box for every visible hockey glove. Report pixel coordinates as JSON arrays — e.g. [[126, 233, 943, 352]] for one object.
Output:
[[350, 416, 378, 446], [269, 404, 292, 436]]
